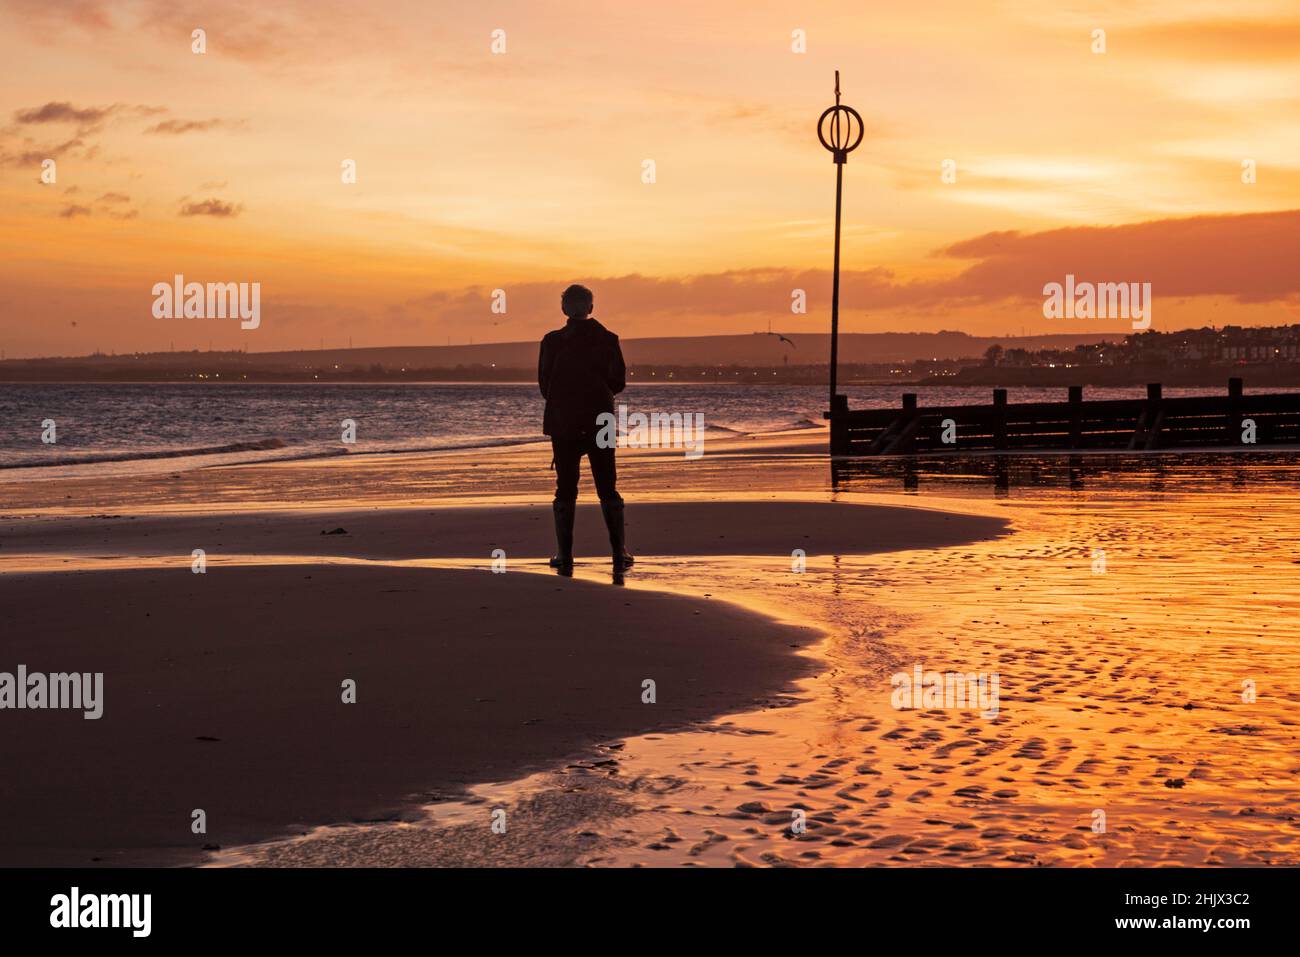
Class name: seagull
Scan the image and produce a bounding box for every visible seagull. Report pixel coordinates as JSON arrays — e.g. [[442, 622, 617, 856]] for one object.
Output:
[[765, 331, 796, 348]]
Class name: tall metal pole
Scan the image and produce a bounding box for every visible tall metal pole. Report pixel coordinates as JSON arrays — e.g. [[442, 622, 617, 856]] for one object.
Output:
[[817, 72, 862, 417], [830, 159, 843, 410]]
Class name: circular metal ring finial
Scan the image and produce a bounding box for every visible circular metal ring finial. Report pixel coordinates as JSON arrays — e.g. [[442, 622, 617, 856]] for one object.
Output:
[[818, 104, 864, 164]]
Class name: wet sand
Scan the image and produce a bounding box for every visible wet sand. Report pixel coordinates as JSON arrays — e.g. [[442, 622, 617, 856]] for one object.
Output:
[[0, 564, 820, 866], [0, 498, 1005, 566], [0, 429, 827, 515], [4, 437, 1298, 868], [0, 491, 1004, 866], [222, 452, 1300, 868]]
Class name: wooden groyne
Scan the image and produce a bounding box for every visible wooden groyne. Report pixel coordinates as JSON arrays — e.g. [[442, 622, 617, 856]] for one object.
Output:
[[828, 378, 1300, 456]]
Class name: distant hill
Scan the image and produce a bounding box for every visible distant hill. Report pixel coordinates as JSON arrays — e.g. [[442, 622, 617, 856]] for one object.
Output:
[[0, 332, 1119, 382], [240, 331, 1116, 368]]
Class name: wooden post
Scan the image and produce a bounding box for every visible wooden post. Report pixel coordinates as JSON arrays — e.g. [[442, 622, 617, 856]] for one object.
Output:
[[1134, 382, 1164, 450], [1227, 377, 1243, 446], [880, 394, 920, 455], [1068, 385, 1083, 448], [828, 393, 850, 455], [992, 388, 1008, 450]]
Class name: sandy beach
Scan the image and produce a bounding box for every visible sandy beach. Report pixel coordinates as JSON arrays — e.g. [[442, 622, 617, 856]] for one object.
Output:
[[0, 435, 1007, 865], [3, 562, 823, 866], [3, 433, 1298, 868]]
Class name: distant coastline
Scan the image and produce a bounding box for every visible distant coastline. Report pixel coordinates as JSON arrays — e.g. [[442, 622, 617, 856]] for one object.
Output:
[[5, 327, 1300, 387], [918, 364, 1300, 389], [0, 330, 1111, 383], [4, 367, 1298, 387]]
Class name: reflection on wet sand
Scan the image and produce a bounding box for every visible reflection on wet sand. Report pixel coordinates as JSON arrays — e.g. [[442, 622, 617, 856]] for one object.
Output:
[[832, 449, 1300, 497], [217, 449, 1300, 867]]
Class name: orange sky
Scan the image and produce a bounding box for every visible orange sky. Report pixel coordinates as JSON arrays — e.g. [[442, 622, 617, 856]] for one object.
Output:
[[2, 0, 1299, 357]]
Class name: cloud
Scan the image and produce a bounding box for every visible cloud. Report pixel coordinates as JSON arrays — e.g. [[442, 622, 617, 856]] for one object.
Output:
[[3, 0, 113, 31], [933, 209, 1300, 304], [397, 209, 1300, 328], [11, 101, 163, 135], [4, 0, 415, 73], [93, 193, 138, 219], [394, 268, 912, 329], [3, 103, 169, 168], [144, 118, 245, 135], [0, 136, 88, 168], [178, 198, 242, 217], [13, 102, 115, 125], [58, 204, 92, 219], [1, 108, 98, 170]]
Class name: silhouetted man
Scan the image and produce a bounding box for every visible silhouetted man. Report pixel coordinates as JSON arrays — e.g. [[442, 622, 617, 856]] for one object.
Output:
[[538, 284, 633, 571]]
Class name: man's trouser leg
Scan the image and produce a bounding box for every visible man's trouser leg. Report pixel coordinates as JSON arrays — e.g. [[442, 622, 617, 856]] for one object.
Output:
[[588, 440, 631, 567], [550, 438, 581, 566]]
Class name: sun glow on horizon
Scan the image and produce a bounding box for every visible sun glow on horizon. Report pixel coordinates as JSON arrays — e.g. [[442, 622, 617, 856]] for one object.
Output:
[[2, 0, 1299, 357]]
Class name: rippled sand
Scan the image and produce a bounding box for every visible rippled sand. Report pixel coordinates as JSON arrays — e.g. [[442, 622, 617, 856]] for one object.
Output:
[[208, 448, 1300, 867]]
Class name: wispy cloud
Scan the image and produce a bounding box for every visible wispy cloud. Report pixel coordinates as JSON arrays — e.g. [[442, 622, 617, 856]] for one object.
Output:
[[144, 117, 245, 135], [93, 192, 138, 219], [4, 0, 113, 32], [178, 198, 242, 217], [0, 136, 89, 168], [12, 101, 164, 133], [14, 102, 114, 125]]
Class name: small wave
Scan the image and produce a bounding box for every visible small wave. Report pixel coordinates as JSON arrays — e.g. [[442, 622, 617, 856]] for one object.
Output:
[[361, 435, 547, 456], [256, 434, 547, 466], [703, 417, 826, 437], [788, 417, 824, 431], [0, 438, 290, 470], [0, 434, 551, 474]]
